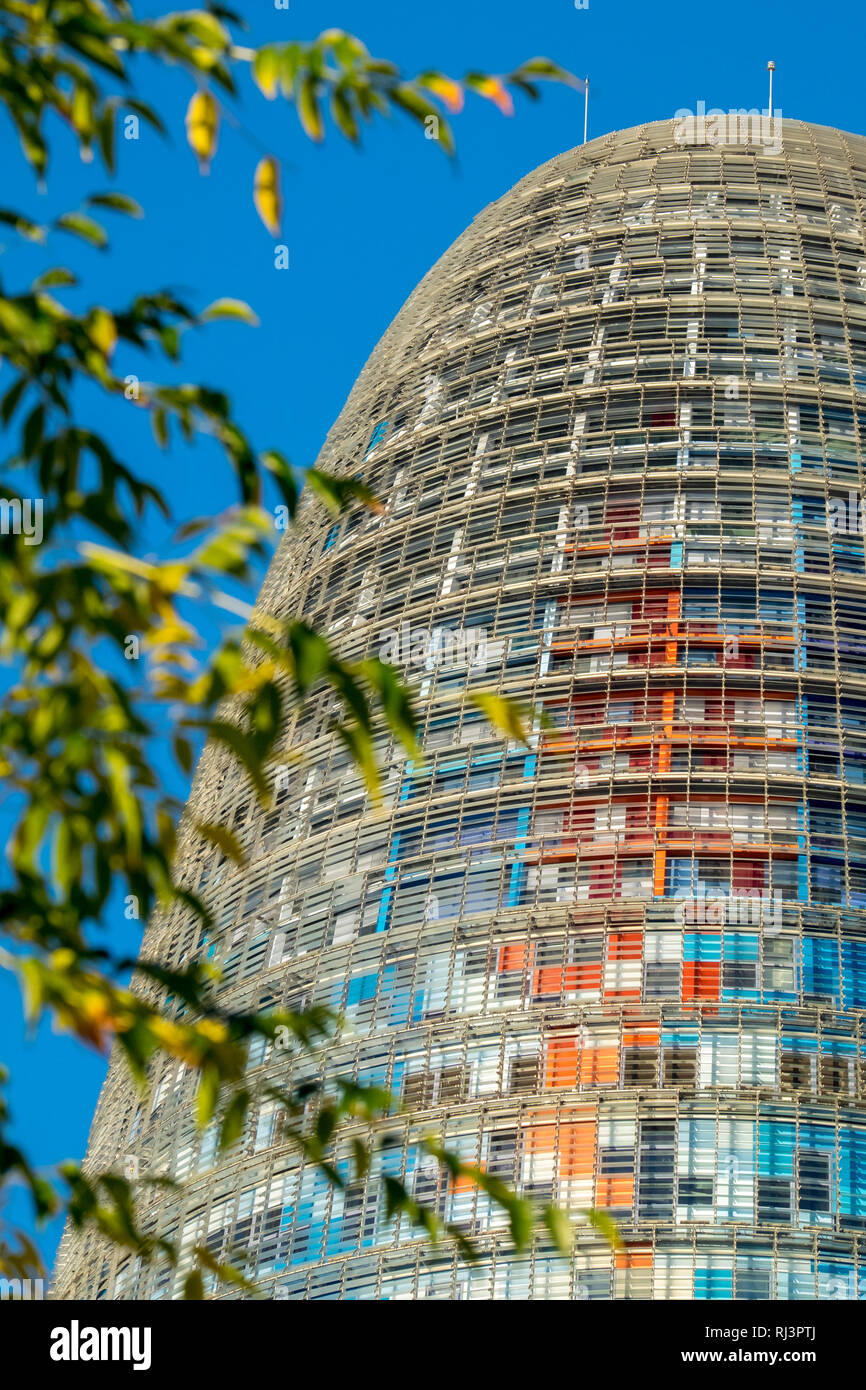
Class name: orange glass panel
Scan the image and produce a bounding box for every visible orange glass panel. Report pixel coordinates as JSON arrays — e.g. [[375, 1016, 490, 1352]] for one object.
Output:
[[596, 1176, 634, 1208], [498, 943, 530, 972], [579, 1045, 619, 1085], [615, 1244, 653, 1269], [545, 1035, 580, 1088], [682, 961, 720, 1002]]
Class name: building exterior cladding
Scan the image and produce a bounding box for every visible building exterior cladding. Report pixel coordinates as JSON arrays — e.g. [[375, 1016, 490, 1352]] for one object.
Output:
[[55, 118, 866, 1301]]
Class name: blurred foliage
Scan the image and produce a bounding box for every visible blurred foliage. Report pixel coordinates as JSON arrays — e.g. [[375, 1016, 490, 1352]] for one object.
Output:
[[0, 1, 609, 1298], [1, 1, 579, 228]]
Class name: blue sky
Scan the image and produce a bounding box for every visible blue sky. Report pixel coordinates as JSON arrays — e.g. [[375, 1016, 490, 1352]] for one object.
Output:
[[1, 0, 863, 1273]]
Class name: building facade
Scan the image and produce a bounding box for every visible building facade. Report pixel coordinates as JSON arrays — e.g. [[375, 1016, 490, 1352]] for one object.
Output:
[[55, 119, 866, 1300]]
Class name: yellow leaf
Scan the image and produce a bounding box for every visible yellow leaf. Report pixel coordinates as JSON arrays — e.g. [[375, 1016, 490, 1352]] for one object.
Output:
[[150, 1018, 188, 1051], [185, 90, 219, 171], [201, 298, 260, 325], [71, 85, 95, 146], [87, 308, 116, 358], [470, 691, 529, 744], [157, 562, 191, 594], [420, 75, 464, 113], [475, 76, 514, 116], [197, 1018, 229, 1045], [253, 156, 282, 236], [147, 620, 195, 649]]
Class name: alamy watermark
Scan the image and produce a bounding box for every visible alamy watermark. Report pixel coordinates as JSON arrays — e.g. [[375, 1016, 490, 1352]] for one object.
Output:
[[674, 102, 782, 157], [827, 491, 866, 535], [49, 1322, 152, 1371], [0, 1276, 44, 1299], [379, 621, 488, 672], [674, 886, 783, 934], [0, 497, 43, 545]]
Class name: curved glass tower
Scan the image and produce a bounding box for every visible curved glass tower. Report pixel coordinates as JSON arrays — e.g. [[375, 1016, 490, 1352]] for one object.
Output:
[[56, 118, 866, 1301]]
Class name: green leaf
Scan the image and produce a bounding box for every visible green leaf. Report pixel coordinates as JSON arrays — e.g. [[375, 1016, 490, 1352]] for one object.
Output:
[[183, 1268, 205, 1300], [382, 1175, 411, 1221], [55, 212, 108, 249], [298, 75, 324, 141], [506, 1197, 534, 1250], [277, 43, 304, 96], [581, 1207, 622, 1248], [218, 1090, 249, 1151], [1, 377, 28, 425], [351, 1137, 370, 1180], [173, 735, 193, 775], [319, 29, 369, 66], [331, 88, 359, 142], [390, 85, 438, 122], [334, 720, 380, 802], [196, 1064, 221, 1128], [315, 1106, 337, 1147], [261, 450, 299, 516], [64, 30, 125, 77], [194, 1247, 254, 1291], [104, 746, 142, 859], [97, 109, 116, 173], [22, 404, 45, 457], [511, 57, 580, 84], [390, 85, 455, 155], [86, 192, 144, 218], [123, 98, 167, 136], [181, 10, 231, 51], [252, 46, 281, 99], [305, 469, 382, 516], [206, 721, 269, 800], [0, 209, 45, 242], [542, 1203, 573, 1254], [358, 658, 420, 760], [152, 407, 169, 448], [445, 1224, 479, 1263], [195, 821, 246, 865], [285, 622, 332, 694], [30, 1177, 59, 1222], [508, 76, 540, 102], [200, 298, 260, 326], [32, 268, 77, 289]]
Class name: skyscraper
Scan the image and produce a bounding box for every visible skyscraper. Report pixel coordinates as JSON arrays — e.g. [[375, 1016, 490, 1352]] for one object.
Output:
[[56, 118, 866, 1301]]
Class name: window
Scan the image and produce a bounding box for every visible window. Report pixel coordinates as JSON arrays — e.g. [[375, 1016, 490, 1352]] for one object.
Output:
[[486, 1130, 519, 1180], [819, 1055, 849, 1094], [509, 1056, 540, 1094], [637, 1120, 676, 1221], [781, 1052, 813, 1091], [663, 1049, 697, 1086], [622, 1049, 657, 1087], [735, 1264, 772, 1300], [723, 960, 758, 991], [764, 937, 796, 991], [757, 1177, 791, 1223], [797, 1150, 831, 1214], [679, 1177, 714, 1208], [403, 1072, 435, 1108]]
